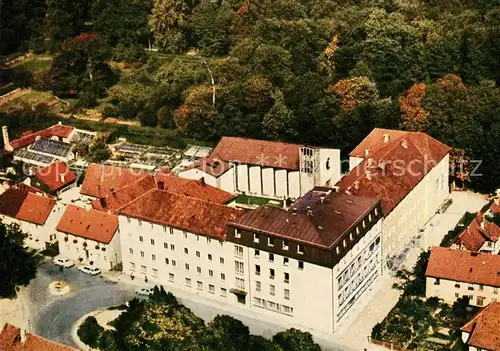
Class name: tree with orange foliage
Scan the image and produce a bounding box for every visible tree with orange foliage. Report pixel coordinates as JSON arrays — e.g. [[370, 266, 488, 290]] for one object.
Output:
[[330, 76, 379, 111], [398, 83, 428, 132]]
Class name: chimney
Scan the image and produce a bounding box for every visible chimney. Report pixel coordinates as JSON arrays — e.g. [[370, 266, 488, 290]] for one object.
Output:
[[401, 139, 408, 149], [157, 180, 165, 190], [199, 177, 206, 186], [364, 149, 370, 157], [20, 329, 27, 343], [292, 208, 298, 216], [365, 171, 372, 180], [2, 126, 11, 150], [320, 195, 326, 203], [306, 206, 313, 216], [61, 174, 66, 183], [383, 134, 390, 143]]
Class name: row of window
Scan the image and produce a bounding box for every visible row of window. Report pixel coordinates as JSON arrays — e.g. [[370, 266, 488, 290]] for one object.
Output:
[[255, 281, 290, 300], [129, 247, 225, 264], [448, 281, 499, 294], [335, 209, 379, 256], [253, 297, 294, 316], [130, 260, 227, 281], [337, 268, 379, 321], [254, 265, 290, 283], [234, 231, 305, 255], [338, 253, 380, 306], [235, 245, 305, 270], [132, 227, 221, 246]]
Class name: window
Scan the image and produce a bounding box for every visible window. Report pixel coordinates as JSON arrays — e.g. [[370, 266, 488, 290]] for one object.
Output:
[[434, 278, 440, 285], [236, 277, 245, 290], [185, 263, 190, 271], [207, 237, 212, 243], [163, 226, 167, 232], [454, 284, 460, 288], [269, 253, 274, 262], [184, 248, 189, 254], [129, 262, 136, 271], [255, 249, 260, 258], [139, 236, 143, 242], [197, 281, 203, 290], [185, 278, 191, 287], [183, 231, 187, 239], [208, 254, 213, 261], [375, 207, 379, 216], [196, 251, 200, 258], [495, 287, 499, 294], [169, 273, 174, 282], [343, 239, 347, 248], [270, 269, 275, 279], [209, 284, 215, 294], [152, 254, 156, 261], [140, 265, 146, 274], [165, 258, 169, 265], [270, 285, 275, 296], [282, 240, 289, 250], [140, 251, 144, 258], [150, 239, 155, 245], [256, 281, 261, 292], [255, 265, 261, 276], [254, 297, 262, 306], [220, 288, 227, 297], [350, 233, 354, 241], [284, 289, 290, 300], [297, 244, 304, 255], [268, 237, 274, 247], [235, 229, 241, 238], [138, 220, 142, 227], [477, 296, 485, 306], [235, 261, 244, 275], [298, 261, 304, 270], [170, 244, 175, 251], [282, 305, 293, 315], [172, 260, 176, 267], [234, 245, 243, 258], [254, 233, 259, 243], [284, 272, 289, 284], [468, 285, 474, 291], [336, 246, 340, 255], [152, 269, 158, 277], [220, 257, 224, 264], [209, 269, 213, 277], [129, 248, 133, 255], [164, 242, 168, 249], [197, 266, 202, 274], [283, 257, 289, 266], [169, 228, 174, 235], [197, 235, 200, 241], [221, 273, 225, 281], [479, 284, 484, 291], [455, 293, 459, 298], [127, 217, 131, 223]]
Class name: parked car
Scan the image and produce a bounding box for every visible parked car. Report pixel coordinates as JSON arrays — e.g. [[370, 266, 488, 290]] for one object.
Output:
[[53, 256, 74, 268], [78, 266, 101, 276], [135, 287, 154, 296]]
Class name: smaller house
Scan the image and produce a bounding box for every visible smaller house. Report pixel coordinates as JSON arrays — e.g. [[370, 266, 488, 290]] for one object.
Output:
[[460, 302, 500, 351], [426, 247, 500, 307], [56, 204, 120, 271], [0, 188, 60, 250], [177, 157, 235, 194], [0, 323, 76, 350], [33, 161, 77, 195]]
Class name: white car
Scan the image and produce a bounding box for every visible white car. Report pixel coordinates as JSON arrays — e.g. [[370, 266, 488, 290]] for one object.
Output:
[[53, 256, 74, 268], [135, 287, 154, 296], [78, 266, 101, 276]]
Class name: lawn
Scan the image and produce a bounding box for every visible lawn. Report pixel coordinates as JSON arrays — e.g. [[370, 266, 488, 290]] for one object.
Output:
[[234, 195, 284, 207], [18, 55, 53, 73]]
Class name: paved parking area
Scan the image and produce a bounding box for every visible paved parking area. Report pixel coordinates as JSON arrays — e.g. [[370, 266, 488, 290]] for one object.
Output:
[[335, 191, 488, 350]]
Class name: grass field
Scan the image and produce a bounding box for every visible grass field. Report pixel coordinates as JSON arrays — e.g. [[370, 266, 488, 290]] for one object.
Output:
[[18, 55, 53, 73]]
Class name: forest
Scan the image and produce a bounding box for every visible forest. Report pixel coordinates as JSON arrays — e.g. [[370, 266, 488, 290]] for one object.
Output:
[[1, 0, 500, 192]]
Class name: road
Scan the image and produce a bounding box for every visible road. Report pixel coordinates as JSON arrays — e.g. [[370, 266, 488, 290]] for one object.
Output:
[[28, 262, 135, 348]]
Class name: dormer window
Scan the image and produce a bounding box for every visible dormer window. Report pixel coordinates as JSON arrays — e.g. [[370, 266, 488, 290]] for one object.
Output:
[[282, 240, 289, 250], [336, 246, 340, 255], [235, 229, 241, 239], [297, 244, 304, 255], [268, 237, 274, 247], [253, 233, 259, 243]]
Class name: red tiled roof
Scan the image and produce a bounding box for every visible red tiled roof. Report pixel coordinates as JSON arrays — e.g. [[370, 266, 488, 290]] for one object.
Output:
[[337, 128, 450, 216], [120, 190, 244, 240], [92, 173, 236, 212], [80, 163, 147, 198], [0, 323, 76, 350], [35, 161, 77, 192], [452, 204, 500, 251], [229, 188, 381, 248], [0, 188, 56, 225], [9, 124, 73, 150], [189, 157, 233, 177], [461, 302, 500, 350], [56, 205, 118, 244], [491, 201, 500, 215], [208, 136, 303, 170], [426, 247, 500, 287]]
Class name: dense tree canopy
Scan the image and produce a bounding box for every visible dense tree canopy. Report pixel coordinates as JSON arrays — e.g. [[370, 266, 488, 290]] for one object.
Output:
[[0, 223, 40, 299]]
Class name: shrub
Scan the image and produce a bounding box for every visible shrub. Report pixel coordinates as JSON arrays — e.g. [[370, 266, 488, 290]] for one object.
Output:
[[77, 316, 104, 348], [32, 70, 53, 91], [102, 104, 120, 118]]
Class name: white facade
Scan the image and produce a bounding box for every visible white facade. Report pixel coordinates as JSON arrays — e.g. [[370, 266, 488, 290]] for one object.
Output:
[[119, 216, 236, 304], [384, 154, 449, 260], [57, 230, 121, 271], [0, 203, 64, 251], [177, 167, 236, 194]]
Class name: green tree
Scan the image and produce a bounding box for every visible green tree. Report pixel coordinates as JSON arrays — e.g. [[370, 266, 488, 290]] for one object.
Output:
[[203, 315, 250, 351], [149, 0, 192, 53], [78, 316, 104, 348], [272, 328, 321, 351], [0, 223, 40, 298]]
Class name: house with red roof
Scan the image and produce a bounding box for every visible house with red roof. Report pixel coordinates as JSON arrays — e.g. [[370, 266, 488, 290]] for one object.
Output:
[[33, 161, 77, 195], [0, 187, 62, 250], [178, 136, 341, 200], [0, 323, 76, 351], [56, 205, 120, 271], [426, 247, 500, 307], [337, 128, 451, 265], [460, 302, 500, 351]]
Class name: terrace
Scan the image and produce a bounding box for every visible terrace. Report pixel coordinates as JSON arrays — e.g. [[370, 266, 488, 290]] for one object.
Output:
[[29, 138, 71, 157]]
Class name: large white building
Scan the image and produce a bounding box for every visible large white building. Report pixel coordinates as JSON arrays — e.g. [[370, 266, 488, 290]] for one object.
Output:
[[178, 137, 342, 199], [56, 205, 121, 271], [0, 186, 63, 250], [337, 128, 450, 266]]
